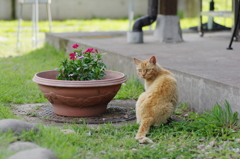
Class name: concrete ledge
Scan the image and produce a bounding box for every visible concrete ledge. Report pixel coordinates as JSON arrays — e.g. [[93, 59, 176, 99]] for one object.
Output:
[[172, 69, 240, 112], [45, 31, 240, 114]]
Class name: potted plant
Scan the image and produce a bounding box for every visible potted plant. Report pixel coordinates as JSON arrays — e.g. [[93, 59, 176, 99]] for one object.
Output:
[[33, 44, 126, 117]]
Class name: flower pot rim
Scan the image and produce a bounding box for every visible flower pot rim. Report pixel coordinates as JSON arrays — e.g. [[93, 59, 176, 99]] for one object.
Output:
[[32, 70, 127, 87]]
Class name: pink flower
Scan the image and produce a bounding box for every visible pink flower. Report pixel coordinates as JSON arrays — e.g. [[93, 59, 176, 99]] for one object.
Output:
[[72, 44, 79, 49], [83, 48, 98, 53], [94, 49, 98, 53], [83, 48, 93, 53], [69, 52, 76, 60], [77, 55, 84, 59]]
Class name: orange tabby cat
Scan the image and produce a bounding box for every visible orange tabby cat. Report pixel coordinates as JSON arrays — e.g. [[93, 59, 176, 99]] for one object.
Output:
[[133, 56, 178, 144]]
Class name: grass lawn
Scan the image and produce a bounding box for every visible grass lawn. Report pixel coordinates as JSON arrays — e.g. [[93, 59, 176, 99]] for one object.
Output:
[[0, 18, 239, 159]]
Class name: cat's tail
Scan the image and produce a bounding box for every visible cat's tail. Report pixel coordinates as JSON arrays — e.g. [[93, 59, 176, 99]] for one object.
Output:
[[135, 117, 154, 144]]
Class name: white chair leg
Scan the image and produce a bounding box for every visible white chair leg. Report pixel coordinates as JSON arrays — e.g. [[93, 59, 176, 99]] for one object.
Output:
[[47, 3, 52, 32], [17, 4, 23, 50], [35, 0, 39, 47], [17, 0, 51, 49], [32, 3, 35, 48]]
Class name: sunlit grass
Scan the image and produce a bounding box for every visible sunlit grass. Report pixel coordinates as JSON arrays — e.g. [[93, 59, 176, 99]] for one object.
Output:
[[0, 44, 66, 103], [0, 19, 131, 57]]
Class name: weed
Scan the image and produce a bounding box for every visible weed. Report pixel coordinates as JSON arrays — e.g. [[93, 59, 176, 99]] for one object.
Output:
[[42, 116, 50, 120], [174, 102, 191, 116], [78, 119, 87, 124], [35, 105, 41, 110], [200, 100, 239, 129], [26, 113, 38, 117], [176, 100, 239, 139]]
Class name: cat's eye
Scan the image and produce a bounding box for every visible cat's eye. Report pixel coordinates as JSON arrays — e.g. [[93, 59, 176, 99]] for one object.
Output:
[[138, 69, 151, 73]]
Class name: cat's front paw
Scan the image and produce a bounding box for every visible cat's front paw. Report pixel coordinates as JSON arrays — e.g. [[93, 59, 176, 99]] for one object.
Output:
[[139, 137, 154, 144], [135, 136, 154, 144]]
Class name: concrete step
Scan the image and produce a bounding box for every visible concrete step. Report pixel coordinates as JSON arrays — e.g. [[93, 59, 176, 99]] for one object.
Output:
[[45, 31, 240, 114]]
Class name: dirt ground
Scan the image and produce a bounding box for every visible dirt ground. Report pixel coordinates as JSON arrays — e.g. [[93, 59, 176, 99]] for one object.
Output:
[[12, 99, 185, 126], [12, 100, 137, 126]]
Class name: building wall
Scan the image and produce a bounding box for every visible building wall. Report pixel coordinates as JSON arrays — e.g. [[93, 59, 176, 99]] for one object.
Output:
[[0, 0, 12, 19], [0, 0, 198, 20], [15, 0, 148, 20]]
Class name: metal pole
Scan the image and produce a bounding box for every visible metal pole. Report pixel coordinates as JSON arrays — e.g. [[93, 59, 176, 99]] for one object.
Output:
[[128, 0, 134, 31], [47, 3, 52, 32], [198, 0, 204, 36], [227, 0, 240, 50]]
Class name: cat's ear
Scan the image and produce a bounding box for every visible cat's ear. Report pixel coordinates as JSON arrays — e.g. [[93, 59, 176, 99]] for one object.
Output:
[[133, 58, 141, 65], [149, 56, 156, 65]]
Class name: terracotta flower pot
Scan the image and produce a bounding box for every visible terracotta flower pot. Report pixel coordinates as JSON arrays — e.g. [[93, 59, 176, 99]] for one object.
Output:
[[32, 70, 126, 117]]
